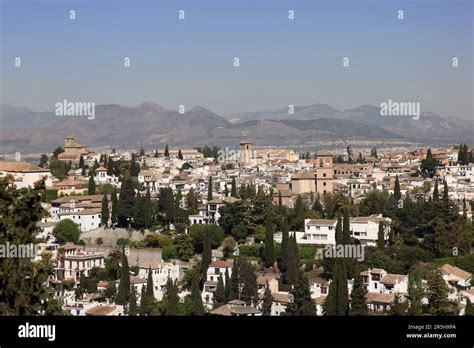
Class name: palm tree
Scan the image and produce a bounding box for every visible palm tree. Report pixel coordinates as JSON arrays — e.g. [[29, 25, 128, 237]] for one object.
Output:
[[108, 247, 123, 279]]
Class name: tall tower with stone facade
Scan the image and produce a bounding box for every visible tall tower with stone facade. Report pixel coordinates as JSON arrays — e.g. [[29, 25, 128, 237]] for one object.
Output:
[[316, 150, 334, 194]]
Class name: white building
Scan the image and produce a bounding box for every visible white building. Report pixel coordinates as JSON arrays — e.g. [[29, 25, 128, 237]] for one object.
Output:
[[361, 268, 408, 295], [138, 261, 181, 301], [54, 243, 105, 284], [0, 161, 53, 189], [202, 260, 233, 309], [58, 208, 102, 232], [292, 214, 391, 247]]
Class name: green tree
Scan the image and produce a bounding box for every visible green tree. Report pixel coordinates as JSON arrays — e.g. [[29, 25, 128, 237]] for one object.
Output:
[[278, 220, 289, 273], [0, 178, 63, 315], [407, 267, 423, 315], [426, 270, 454, 315], [53, 219, 81, 244], [324, 259, 349, 316], [377, 222, 385, 249], [231, 177, 237, 198], [240, 257, 257, 305], [432, 180, 439, 201], [129, 285, 137, 316], [228, 258, 240, 300], [39, 154, 49, 168], [88, 175, 96, 195], [262, 287, 273, 316], [342, 210, 351, 245], [186, 187, 198, 214], [116, 248, 130, 305], [111, 187, 118, 226], [164, 144, 170, 157], [263, 215, 275, 268], [420, 148, 439, 178], [286, 233, 299, 285], [224, 268, 230, 301], [335, 216, 343, 245], [178, 149, 183, 160], [163, 278, 180, 315], [117, 177, 136, 227], [215, 276, 225, 306], [191, 275, 205, 315], [174, 234, 194, 261], [350, 275, 367, 315], [201, 231, 212, 282], [101, 193, 109, 227], [394, 175, 401, 201], [286, 271, 316, 316]]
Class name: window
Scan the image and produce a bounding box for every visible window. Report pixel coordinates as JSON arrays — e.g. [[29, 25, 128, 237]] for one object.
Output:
[[323, 182, 326, 186], [323, 173, 326, 177]]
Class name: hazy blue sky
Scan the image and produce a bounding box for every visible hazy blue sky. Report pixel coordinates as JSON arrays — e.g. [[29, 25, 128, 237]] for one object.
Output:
[[1, 0, 472, 118]]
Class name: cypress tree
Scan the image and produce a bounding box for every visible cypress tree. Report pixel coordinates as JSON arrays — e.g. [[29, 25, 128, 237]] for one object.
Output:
[[129, 285, 137, 316], [215, 276, 225, 305], [240, 257, 257, 305], [342, 210, 351, 245], [186, 188, 198, 214], [139, 285, 147, 315], [323, 259, 349, 315], [231, 177, 237, 198], [107, 156, 114, 176], [111, 187, 118, 226], [88, 175, 96, 195], [335, 216, 343, 245], [262, 287, 273, 316], [79, 155, 84, 168], [207, 175, 213, 201], [278, 220, 289, 273], [178, 149, 183, 160], [116, 248, 130, 305], [191, 275, 205, 315], [278, 190, 282, 207], [133, 193, 145, 229], [117, 177, 136, 228], [201, 231, 212, 282], [224, 268, 230, 302], [101, 193, 109, 228], [163, 278, 180, 315], [140, 146, 145, 156], [350, 275, 367, 315], [286, 271, 316, 316], [442, 181, 449, 204], [407, 267, 423, 315], [146, 267, 154, 298], [433, 180, 439, 201], [164, 144, 169, 157], [286, 234, 298, 285], [229, 258, 240, 300], [377, 221, 385, 249], [154, 148, 159, 158], [224, 184, 229, 197], [394, 175, 401, 201], [144, 188, 152, 229], [263, 215, 275, 268]]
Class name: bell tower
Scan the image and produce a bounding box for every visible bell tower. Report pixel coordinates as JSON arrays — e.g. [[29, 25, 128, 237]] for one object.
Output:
[[316, 150, 334, 194]]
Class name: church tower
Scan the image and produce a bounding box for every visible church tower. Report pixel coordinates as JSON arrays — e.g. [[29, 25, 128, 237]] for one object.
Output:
[[316, 150, 334, 194]]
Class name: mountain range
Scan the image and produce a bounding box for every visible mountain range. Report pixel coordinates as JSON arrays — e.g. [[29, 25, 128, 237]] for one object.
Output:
[[0, 102, 472, 154]]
